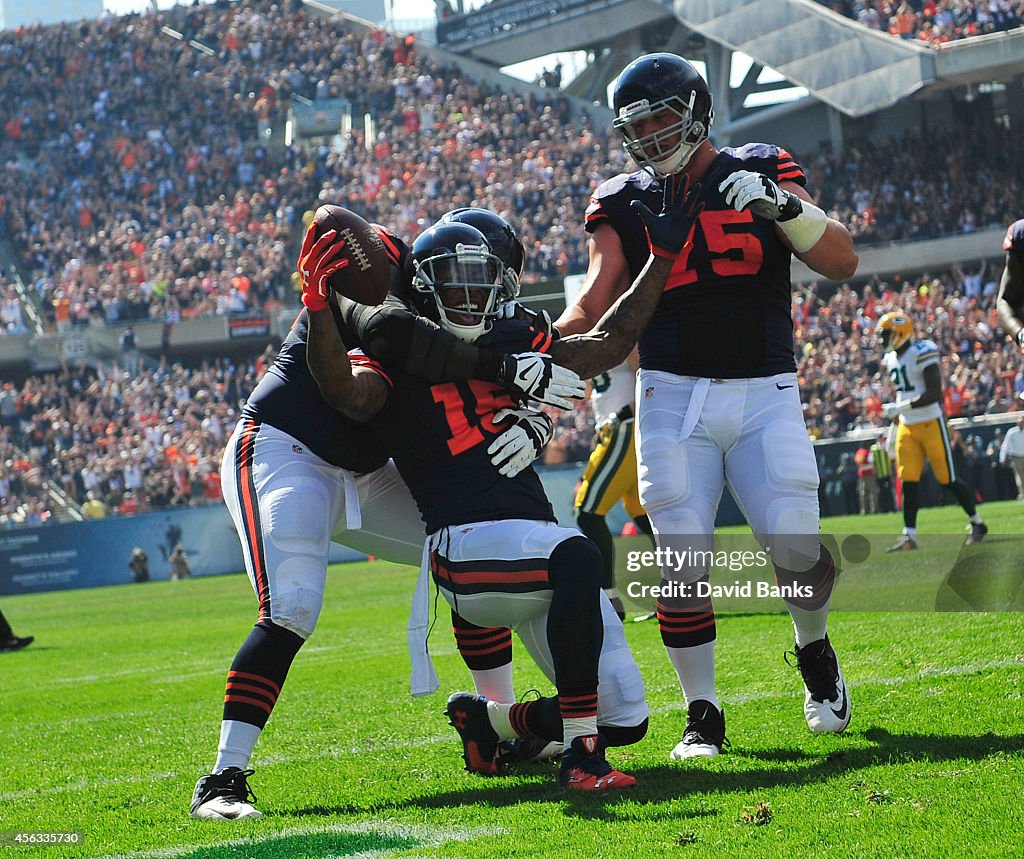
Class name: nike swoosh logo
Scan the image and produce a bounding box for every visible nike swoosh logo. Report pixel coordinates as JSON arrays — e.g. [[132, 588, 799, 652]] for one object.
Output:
[[776, 383, 794, 390], [830, 687, 849, 721]]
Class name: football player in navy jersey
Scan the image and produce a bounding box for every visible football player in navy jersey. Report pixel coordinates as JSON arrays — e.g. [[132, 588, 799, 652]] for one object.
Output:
[[306, 186, 702, 790], [555, 53, 859, 761], [190, 219, 585, 820], [996, 219, 1024, 352]]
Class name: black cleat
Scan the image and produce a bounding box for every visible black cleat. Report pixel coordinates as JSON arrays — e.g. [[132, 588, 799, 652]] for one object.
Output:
[[886, 534, 918, 553], [789, 635, 851, 734], [965, 522, 988, 546], [190, 767, 261, 820], [670, 699, 726, 760], [445, 692, 500, 775], [0, 636, 34, 652]]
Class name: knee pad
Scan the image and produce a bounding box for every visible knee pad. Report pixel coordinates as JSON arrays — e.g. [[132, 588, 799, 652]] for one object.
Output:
[[596, 643, 649, 729], [765, 494, 820, 574], [268, 556, 327, 639]]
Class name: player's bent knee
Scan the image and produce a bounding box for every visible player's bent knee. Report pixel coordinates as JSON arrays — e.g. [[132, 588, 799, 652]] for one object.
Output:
[[268, 558, 327, 639], [597, 645, 648, 728], [601, 718, 649, 748], [548, 536, 603, 588]]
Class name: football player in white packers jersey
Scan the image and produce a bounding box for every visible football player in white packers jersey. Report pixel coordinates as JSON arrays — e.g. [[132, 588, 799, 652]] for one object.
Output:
[[878, 312, 987, 551], [574, 354, 655, 619]]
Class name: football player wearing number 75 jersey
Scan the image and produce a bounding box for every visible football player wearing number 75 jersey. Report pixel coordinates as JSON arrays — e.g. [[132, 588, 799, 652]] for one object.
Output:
[[877, 312, 987, 553], [556, 53, 859, 762]]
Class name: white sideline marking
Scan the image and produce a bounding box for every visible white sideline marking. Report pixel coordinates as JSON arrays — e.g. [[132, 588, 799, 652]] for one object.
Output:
[[650, 655, 1023, 714], [93, 822, 503, 859], [6, 656, 1017, 803], [0, 772, 180, 802], [0, 643, 405, 699]]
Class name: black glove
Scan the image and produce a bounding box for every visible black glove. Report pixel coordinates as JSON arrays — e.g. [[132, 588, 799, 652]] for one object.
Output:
[[497, 352, 585, 410], [631, 176, 704, 259]]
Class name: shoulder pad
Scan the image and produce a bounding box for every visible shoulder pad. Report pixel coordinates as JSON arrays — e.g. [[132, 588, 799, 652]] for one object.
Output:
[[1004, 219, 1024, 254], [721, 143, 807, 186], [585, 170, 655, 233]]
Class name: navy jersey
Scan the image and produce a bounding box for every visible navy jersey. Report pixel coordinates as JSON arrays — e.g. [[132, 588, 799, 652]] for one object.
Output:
[[242, 225, 409, 473], [368, 320, 556, 533], [1004, 219, 1024, 265], [586, 144, 806, 378]]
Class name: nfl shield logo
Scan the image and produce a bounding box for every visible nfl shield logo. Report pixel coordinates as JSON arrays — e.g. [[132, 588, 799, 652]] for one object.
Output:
[[292, 444, 303, 454], [645, 387, 655, 398]]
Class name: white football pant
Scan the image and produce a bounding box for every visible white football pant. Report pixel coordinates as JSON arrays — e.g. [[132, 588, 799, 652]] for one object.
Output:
[[635, 370, 821, 580], [221, 419, 424, 640]]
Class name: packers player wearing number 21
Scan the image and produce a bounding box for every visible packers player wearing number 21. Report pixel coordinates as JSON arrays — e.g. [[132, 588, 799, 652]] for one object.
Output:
[[878, 311, 987, 552]]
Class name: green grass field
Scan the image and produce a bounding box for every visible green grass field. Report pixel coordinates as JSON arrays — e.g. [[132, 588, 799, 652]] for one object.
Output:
[[2, 501, 1022, 858]]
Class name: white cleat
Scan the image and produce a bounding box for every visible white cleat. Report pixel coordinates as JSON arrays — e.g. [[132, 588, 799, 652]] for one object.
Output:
[[669, 700, 726, 761], [190, 767, 262, 820], [791, 636, 851, 734]]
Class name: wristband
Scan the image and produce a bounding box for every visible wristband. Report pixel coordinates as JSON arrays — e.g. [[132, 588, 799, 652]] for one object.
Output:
[[477, 348, 504, 383], [301, 291, 328, 312], [777, 198, 829, 253]]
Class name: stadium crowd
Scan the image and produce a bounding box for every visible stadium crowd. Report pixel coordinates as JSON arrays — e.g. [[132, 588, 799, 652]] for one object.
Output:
[[0, 269, 1020, 526], [1, 0, 1023, 341], [818, 0, 1023, 43]]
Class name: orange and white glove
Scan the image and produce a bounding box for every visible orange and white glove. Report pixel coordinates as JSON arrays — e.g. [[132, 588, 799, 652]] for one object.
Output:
[[297, 222, 350, 312]]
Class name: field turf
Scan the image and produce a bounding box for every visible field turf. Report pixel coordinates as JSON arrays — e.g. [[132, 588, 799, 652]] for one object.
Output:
[[2, 500, 1022, 858]]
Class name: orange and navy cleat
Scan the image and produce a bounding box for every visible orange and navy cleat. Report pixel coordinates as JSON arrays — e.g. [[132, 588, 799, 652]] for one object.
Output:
[[559, 735, 637, 791], [445, 692, 500, 775]]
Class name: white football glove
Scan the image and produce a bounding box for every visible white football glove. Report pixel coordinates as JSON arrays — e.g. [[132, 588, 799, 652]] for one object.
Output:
[[496, 301, 555, 335], [495, 301, 518, 320], [487, 408, 553, 478], [498, 352, 585, 410], [881, 401, 908, 421], [885, 424, 898, 457], [719, 170, 803, 222]]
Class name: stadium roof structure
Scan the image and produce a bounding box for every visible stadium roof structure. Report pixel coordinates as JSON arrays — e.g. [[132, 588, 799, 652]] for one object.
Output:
[[431, 0, 1024, 135]]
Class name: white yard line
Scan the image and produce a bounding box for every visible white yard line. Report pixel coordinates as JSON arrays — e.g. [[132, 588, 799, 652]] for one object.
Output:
[[649, 655, 1023, 712], [93, 822, 504, 859]]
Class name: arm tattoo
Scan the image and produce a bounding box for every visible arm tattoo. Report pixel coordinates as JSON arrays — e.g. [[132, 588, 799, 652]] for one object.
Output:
[[549, 255, 674, 379]]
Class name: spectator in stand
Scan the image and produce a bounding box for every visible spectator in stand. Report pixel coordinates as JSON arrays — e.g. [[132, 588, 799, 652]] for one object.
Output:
[[870, 431, 895, 513], [818, 0, 1024, 42], [854, 444, 879, 514], [81, 491, 107, 519]]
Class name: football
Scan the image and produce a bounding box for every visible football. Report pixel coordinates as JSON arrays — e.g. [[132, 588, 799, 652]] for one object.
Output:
[[312, 204, 391, 305]]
